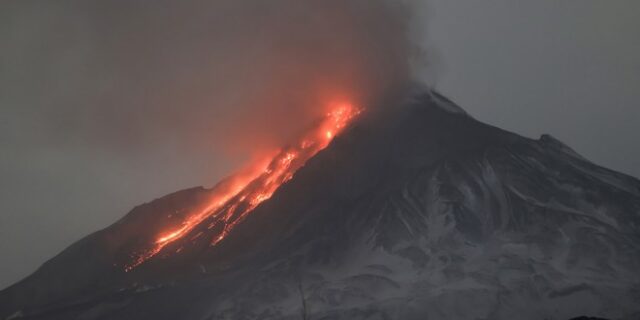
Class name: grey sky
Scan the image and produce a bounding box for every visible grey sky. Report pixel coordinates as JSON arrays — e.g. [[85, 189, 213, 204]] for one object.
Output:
[[422, 1, 640, 178], [1, 1, 639, 290]]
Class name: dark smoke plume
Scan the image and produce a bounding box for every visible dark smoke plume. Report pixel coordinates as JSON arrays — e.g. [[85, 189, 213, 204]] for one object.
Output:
[[2, 0, 420, 159]]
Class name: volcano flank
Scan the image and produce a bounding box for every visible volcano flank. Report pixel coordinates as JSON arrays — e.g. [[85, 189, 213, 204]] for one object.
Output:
[[1, 90, 640, 320]]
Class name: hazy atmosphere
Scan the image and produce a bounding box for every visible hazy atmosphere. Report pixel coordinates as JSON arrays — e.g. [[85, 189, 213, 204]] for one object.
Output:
[[1, 0, 639, 290]]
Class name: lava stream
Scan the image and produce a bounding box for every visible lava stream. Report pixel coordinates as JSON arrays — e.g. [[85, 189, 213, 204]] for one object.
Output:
[[125, 102, 361, 271]]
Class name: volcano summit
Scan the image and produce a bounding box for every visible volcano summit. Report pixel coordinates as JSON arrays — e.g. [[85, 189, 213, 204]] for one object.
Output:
[[1, 90, 639, 320]]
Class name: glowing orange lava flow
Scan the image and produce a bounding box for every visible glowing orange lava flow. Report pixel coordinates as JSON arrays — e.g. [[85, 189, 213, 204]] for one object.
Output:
[[125, 102, 361, 271]]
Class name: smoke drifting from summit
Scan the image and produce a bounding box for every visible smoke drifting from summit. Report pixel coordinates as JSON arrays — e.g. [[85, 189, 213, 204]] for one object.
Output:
[[2, 0, 418, 157]]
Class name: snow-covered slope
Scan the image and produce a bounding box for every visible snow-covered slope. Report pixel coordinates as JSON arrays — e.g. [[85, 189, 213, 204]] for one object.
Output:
[[2, 90, 639, 320]]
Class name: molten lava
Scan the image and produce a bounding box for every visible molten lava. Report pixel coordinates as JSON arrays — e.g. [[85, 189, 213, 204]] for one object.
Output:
[[125, 102, 361, 271]]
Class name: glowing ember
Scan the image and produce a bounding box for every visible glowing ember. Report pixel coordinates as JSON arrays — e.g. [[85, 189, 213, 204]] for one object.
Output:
[[125, 102, 361, 271]]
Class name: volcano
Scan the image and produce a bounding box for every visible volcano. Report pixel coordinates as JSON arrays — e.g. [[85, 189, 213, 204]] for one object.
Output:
[[1, 89, 639, 320]]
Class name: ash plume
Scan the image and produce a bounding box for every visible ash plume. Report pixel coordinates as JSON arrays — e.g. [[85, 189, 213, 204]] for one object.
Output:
[[2, 0, 421, 159]]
